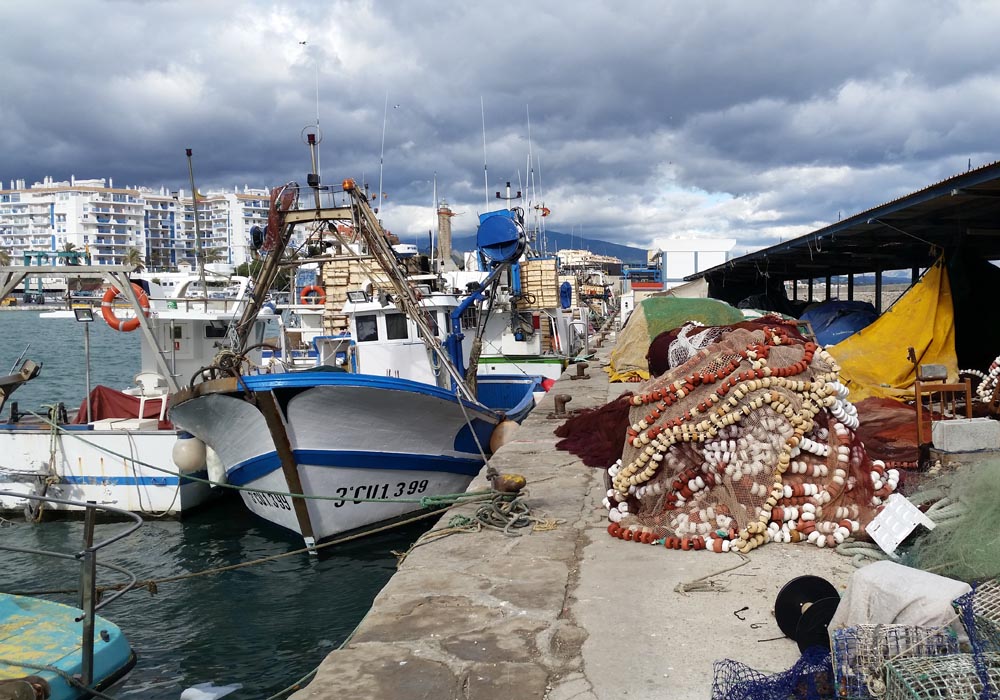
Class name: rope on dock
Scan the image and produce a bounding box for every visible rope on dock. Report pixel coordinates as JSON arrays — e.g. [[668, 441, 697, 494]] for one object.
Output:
[[394, 493, 566, 565]]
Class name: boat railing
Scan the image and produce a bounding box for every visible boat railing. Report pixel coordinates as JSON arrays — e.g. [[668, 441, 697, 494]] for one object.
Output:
[[0, 490, 142, 689]]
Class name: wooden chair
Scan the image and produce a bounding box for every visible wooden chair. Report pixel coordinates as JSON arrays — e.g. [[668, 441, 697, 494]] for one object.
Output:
[[914, 377, 972, 448]]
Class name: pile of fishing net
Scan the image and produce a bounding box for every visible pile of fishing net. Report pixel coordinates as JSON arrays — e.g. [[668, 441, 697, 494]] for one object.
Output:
[[903, 458, 1000, 583], [602, 324, 897, 554], [606, 297, 745, 382]]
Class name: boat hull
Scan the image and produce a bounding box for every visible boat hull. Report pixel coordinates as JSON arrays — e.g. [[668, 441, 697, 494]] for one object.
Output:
[[169, 374, 501, 542], [0, 593, 135, 700], [0, 426, 213, 516]]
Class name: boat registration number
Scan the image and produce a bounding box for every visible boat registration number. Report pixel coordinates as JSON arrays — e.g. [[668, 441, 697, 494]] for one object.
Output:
[[332, 479, 430, 508], [247, 490, 292, 511]]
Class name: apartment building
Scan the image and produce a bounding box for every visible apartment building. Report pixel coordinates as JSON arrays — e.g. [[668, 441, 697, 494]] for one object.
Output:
[[0, 177, 274, 270]]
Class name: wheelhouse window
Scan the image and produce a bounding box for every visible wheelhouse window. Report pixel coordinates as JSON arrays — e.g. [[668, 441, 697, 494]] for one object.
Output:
[[205, 323, 228, 339], [385, 312, 408, 340], [355, 314, 379, 342]]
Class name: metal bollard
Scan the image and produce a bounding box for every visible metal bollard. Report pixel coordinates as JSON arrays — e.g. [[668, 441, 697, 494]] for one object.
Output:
[[570, 362, 590, 380], [553, 394, 573, 415]]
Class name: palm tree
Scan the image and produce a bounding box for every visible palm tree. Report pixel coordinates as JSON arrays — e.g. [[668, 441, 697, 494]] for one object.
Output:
[[61, 241, 77, 253], [122, 247, 145, 273], [202, 247, 227, 264], [0, 248, 10, 267]]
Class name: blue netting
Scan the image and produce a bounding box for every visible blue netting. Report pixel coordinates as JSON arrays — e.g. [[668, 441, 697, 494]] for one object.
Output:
[[712, 647, 835, 700], [954, 581, 1000, 700]]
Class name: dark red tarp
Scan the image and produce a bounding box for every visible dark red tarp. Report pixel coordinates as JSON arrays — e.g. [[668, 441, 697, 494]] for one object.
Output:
[[72, 385, 173, 429]]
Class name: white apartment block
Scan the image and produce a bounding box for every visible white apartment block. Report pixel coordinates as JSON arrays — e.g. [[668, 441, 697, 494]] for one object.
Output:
[[0, 176, 276, 270]]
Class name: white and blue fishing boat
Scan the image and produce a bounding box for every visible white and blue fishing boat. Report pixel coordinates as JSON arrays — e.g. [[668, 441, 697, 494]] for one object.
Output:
[[168, 153, 539, 547], [0, 492, 139, 699], [0, 259, 273, 517]]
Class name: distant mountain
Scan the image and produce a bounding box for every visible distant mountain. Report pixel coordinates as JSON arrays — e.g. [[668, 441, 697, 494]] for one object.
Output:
[[449, 229, 649, 265]]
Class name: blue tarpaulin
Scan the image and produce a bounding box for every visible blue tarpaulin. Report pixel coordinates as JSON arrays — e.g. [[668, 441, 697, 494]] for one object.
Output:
[[800, 299, 878, 346]]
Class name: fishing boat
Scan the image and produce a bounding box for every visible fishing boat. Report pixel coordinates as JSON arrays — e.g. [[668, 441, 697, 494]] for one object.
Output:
[[0, 256, 273, 516], [442, 186, 591, 386], [0, 492, 139, 699], [168, 149, 539, 548]]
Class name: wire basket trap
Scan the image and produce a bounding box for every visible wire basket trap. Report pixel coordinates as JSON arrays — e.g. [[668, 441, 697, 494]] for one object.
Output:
[[954, 578, 1000, 654], [883, 652, 1000, 700], [831, 625, 959, 700]]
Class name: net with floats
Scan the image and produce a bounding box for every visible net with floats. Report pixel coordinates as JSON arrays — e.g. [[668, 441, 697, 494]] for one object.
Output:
[[603, 325, 897, 554]]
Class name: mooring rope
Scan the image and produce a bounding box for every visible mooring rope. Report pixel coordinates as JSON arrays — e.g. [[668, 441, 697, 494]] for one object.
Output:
[[21, 409, 498, 507], [0, 657, 118, 700]]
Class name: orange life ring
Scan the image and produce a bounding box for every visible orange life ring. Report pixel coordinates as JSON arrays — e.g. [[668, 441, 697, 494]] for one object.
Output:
[[300, 285, 326, 305], [101, 282, 150, 332]]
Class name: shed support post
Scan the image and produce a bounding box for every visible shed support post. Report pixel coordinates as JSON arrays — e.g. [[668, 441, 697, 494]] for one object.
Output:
[[875, 270, 883, 314]]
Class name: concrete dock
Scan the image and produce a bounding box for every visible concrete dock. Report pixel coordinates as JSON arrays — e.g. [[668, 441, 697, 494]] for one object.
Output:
[[290, 339, 858, 700]]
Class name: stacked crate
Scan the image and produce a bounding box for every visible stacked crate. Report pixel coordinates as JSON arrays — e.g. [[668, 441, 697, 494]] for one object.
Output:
[[519, 258, 560, 308], [321, 257, 391, 334]]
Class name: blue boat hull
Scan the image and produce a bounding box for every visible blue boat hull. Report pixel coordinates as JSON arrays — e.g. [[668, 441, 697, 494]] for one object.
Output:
[[0, 593, 134, 700]]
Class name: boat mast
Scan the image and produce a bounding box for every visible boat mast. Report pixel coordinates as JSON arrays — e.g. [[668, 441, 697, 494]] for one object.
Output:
[[185, 149, 209, 305]]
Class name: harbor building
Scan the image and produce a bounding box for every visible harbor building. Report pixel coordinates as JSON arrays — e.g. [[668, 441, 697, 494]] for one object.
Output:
[[0, 177, 273, 274]]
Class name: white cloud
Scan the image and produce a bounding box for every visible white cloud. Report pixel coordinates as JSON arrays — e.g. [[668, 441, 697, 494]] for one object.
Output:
[[2, 0, 999, 254]]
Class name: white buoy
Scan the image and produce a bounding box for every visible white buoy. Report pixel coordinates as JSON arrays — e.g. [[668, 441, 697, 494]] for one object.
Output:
[[172, 431, 206, 473]]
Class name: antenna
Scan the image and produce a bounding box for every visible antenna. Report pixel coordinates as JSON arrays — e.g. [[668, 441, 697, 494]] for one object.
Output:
[[300, 40, 321, 175], [431, 173, 437, 270], [377, 90, 389, 215], [481, 96, 489, 211], [185, 148, 208, 303]]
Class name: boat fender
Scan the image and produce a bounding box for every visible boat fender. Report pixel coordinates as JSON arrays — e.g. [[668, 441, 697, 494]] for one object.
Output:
[[101, 282, 151, 332], [172, 431, 206, 473], [206, 446, 227, 486], [489, 419, 520, 452]]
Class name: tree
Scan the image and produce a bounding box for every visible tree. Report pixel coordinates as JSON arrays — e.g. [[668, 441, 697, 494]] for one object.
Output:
[[61, 241, 77, 253], [123, 247, 145, 273], [0, 248, 10, 267], [203, 247, 227, 264]]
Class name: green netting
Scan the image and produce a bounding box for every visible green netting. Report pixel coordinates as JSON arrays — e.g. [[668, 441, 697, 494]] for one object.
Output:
[[608, 297, 744, 381]]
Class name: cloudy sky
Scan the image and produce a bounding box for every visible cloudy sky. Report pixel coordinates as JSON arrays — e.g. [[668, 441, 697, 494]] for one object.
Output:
[[3, 0, 998, 253]]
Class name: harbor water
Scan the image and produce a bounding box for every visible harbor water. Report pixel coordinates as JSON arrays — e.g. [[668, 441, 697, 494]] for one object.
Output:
[[1, 311, 422, 698]]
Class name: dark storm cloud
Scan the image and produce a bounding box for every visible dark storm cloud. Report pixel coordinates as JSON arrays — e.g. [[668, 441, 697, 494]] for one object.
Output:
[[3, 0, 999, 252]]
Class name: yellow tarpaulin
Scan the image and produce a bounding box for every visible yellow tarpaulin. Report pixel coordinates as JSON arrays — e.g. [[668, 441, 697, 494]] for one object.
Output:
[[827, 258, 958, 402]]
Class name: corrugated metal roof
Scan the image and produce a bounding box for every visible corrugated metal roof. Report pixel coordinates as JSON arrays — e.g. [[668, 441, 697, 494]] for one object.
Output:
[[689, 160, 1000, 288]]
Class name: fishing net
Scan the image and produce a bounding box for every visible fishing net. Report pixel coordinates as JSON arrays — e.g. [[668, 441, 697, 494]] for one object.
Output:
[[711, 646, 835, 700], [955, 580, 1000, 653], [903, 460, 1000, 582], [553, 393, 634, 469], [647, 317, 806, 378], [607, 297, 745, 382], [603, 325, 897, 554]]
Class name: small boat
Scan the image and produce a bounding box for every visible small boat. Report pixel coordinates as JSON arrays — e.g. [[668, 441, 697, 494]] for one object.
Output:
[[169, 155, 539, 547], [0, 262, 273, 517], [0, 492, 140, 699]]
